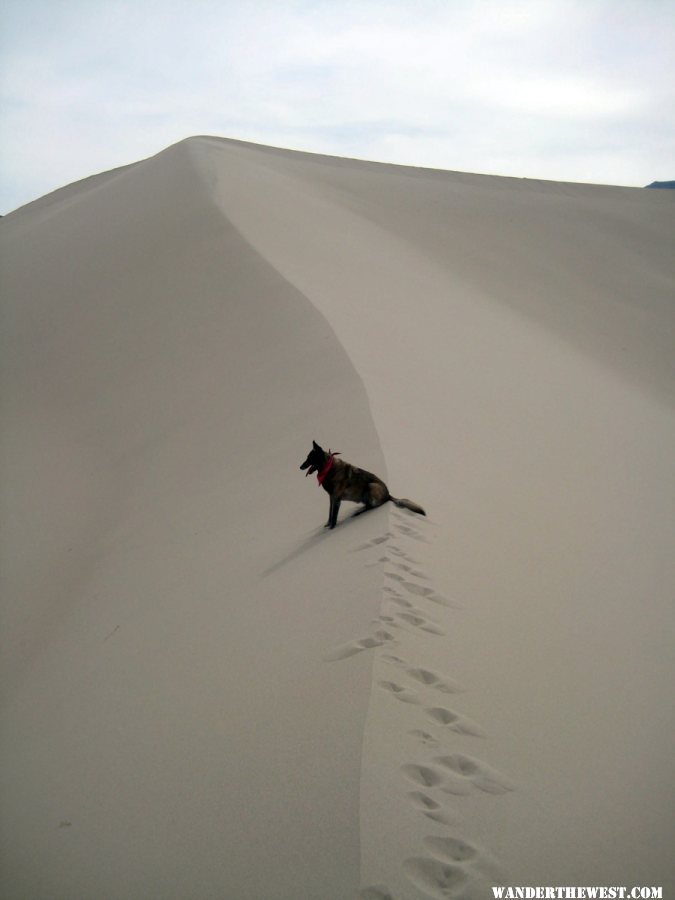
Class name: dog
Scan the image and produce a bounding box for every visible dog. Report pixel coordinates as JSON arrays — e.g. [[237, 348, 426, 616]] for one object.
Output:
[[300, 440, 426, 529]]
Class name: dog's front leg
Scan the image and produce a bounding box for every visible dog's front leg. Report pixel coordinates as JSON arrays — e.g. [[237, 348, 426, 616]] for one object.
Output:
[[329, 496, 341, 529], [325, 495, 334, 528]]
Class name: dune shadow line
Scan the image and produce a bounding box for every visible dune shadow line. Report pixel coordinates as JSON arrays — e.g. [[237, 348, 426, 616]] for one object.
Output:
[[261, 512, 369, 576]]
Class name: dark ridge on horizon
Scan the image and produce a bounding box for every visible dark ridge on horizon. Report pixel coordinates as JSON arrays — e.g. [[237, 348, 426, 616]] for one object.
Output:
[[645, 180, 675, 189]]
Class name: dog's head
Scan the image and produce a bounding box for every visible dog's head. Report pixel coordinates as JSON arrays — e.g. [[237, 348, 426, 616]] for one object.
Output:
[[300, 440, 327, 477]]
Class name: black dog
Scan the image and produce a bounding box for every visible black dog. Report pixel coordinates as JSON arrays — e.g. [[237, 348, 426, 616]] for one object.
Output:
[[300, 440, 426, 529]]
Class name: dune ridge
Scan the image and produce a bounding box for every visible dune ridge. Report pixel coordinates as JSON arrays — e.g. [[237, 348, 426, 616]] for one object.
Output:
[[1, 137, 674, 899], [1, 138, 386, 899]]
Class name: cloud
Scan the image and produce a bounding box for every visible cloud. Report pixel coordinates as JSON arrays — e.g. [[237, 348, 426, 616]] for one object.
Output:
[[472, 76, 645, 118], [1, 0, 674, 211]]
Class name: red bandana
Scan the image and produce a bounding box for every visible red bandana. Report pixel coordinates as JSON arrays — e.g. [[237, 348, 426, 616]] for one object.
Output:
[[317, 453, 336, 485]]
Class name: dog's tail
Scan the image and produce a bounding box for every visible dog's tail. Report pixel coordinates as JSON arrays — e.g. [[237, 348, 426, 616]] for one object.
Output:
[[389, 496, 426, 516]]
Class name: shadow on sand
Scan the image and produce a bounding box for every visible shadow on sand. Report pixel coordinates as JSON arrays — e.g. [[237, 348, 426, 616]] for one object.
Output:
[[260, 510, 376, 577]]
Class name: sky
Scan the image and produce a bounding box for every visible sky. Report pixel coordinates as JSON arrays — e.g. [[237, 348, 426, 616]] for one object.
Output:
[[1, 0, 674, 213]]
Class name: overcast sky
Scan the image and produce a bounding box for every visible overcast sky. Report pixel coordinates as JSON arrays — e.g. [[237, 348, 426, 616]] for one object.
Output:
[[1, 0, 674, 212]]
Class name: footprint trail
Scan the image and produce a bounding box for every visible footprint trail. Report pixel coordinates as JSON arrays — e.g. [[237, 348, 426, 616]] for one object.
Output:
[[330, 508, 514, 897]]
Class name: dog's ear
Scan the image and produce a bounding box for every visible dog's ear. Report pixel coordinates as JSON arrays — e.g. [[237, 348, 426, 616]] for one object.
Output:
[[312, 440, 321, 451]]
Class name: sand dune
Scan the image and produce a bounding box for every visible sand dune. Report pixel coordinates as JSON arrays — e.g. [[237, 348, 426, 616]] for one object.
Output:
[[1, 137, 673, 899]]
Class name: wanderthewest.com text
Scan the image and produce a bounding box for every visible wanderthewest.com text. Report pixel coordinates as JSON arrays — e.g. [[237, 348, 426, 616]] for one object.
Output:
[[492, 888, 663, 899]]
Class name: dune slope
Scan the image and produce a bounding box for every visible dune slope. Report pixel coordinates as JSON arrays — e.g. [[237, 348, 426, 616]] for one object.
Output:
[[0, 139, 386, 899], [1, 137, 674, 899]]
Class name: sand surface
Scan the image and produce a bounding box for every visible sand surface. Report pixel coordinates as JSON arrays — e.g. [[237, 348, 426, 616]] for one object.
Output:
[[1, 137, 674, 899]]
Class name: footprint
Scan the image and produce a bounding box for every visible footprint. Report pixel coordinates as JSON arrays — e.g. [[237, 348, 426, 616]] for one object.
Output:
[[419, 621, 446, 636], [397, 612, 425, 627], [440, 776, 474, 797], [426, 707, 487, 738], [425, 593, 460, 609], [394, 524, 428, 543], [352, 534, 392, 552], [403, 857, 468, 898], [423, 808, 458, 826], [401, 580, 458, 610], [408, 791, 441, 812], [436, 755, 480, 777], [406, 667, 437, 684], [424, 835, 478, 864], [431, 678, 464, 695], [408, 729, 439, 746], [406, 668, 463, 694], [374, 617, 402, 632], [360, 887, 393, 900], [394, 524, 419, 535], [396, 608, 446, 635], [400, 581, 435, 598], [434, 754, 515, 794], [374, 615, 400, 628], [395, 660, 461, 696], [381, 653, 407, 666], [426, 708, 458, 725], [385, 571, 405, 582], [401, 763, 444, 788], [378, 681, 421, 704], [388, 596, 414, 609], [397, 612, 446, 636], [394, 563, 430, 580], [389, 547, 419, 563], [373, 629, 396, 642], [324, 632, 394, 661], [389, 539, 415, 552]]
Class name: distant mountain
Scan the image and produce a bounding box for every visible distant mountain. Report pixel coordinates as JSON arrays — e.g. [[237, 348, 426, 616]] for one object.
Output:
[[645, 180, 675, 189]]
